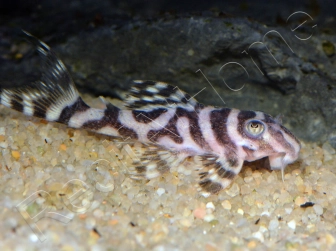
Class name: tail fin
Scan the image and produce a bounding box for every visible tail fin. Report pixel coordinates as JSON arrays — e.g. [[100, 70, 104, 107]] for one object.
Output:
[[0, 31, 90, 124]]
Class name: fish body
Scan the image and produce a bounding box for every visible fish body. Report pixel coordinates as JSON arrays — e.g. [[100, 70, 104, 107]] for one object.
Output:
[[0, 33, 301, 196]]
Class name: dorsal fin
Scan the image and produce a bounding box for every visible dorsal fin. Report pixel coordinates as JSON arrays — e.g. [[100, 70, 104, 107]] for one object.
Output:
[[123, 80, 199, 111]]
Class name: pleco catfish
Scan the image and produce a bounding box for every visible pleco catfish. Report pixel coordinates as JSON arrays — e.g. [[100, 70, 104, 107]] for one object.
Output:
[[0, 33, 301, 197]]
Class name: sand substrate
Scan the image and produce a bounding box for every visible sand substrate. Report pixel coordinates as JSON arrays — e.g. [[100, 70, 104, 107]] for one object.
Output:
[[1, 95, 336, 250]]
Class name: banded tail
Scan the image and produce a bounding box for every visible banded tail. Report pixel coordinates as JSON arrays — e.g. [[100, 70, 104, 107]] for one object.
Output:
[[0, 32, 89, 124], [0, 32, 135, 139]]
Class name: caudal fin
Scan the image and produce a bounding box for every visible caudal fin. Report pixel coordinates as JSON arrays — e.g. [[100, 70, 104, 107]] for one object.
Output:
[[0, 31, 90, 124]]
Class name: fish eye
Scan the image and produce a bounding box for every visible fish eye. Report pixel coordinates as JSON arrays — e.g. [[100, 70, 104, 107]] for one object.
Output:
[[245, 120, 265, 137]]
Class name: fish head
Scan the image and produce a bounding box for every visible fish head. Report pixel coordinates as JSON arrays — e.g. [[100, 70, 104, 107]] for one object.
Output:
[[236, 110, 301, 171]]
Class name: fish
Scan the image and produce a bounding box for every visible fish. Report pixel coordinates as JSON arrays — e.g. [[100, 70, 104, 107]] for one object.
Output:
[[0, 32, 301, 197]]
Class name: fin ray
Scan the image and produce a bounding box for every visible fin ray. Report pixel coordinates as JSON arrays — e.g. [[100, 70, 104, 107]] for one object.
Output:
[[0, 32, 85, 123], [127, 143, 187, 180], [122, 80, 200, 111], [196, 154, 243, 197]]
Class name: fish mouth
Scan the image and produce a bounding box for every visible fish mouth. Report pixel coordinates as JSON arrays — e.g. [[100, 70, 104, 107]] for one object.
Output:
[[242, 145, 287, 170], [250, 154, 286, 171], [268, 153, 286, 170]]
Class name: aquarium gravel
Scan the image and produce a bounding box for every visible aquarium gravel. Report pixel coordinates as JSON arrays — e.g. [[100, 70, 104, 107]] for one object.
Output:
[[1, 94, 336, 250]]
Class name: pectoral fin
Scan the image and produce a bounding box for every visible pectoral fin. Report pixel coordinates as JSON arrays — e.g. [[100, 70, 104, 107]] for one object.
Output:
[[127, 143, 187, 180], [196, 154, 244, 197]]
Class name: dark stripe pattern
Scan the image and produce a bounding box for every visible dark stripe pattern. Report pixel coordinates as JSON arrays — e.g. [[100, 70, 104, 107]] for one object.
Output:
[[177, 107, 210, 150], [268, 125, 294, 153], [10, 94, 24, 112], [199, 180, 222, 194], [132, 108, 168, 123], [57, 97, 90, 124], [82, 103, 138, 139], [147, 112, 182, 144], [210, 108, 232, 146], [210, 108, 239, 167], [198, 154, 239, 194], [126, 81, 176, 109], [126, 81, 198, 110], [147, 107, 210, 148], [33, 98, 49, 118], [264, 113, 300, 146], [217, 168, 236, 179], [201, 155, 237, 179]]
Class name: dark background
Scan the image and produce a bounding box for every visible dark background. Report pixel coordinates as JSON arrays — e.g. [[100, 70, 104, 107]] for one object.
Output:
[[1, 0, 335, 39]]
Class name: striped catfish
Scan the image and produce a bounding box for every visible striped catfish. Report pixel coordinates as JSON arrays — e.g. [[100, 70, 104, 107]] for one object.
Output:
[[0, 33, 301, 196]]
